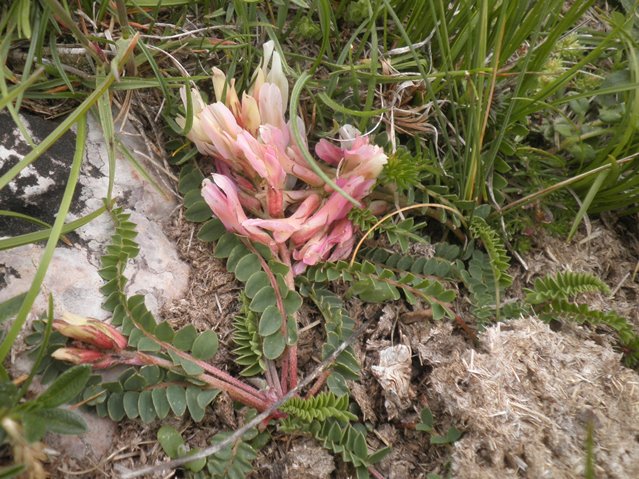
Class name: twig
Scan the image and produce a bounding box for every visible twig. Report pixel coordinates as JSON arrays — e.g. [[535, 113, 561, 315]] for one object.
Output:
[[140, 25, 231, 40], [384, 25, 439, 56], [349, 203, 465, 267], [118, 320, 368, 479]]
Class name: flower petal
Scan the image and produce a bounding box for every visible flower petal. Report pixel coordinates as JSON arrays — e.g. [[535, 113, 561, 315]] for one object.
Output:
[[315, 139, 343, 165], [266, 48, 289, 111], [258, 83, 286, 129], [290, 176, 373, 245], [241, 92, 261, 134], [202, 176, 275, 248]]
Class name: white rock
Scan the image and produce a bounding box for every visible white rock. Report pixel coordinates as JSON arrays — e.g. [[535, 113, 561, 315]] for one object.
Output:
[[0, 111, 190, 460], [0, 112, 188, 319]]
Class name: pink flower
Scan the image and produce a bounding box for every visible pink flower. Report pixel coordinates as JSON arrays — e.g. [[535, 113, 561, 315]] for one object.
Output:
[[258, 83, 286, 129], [180, 42, 390, 278], [341, 138, 387, 179], [315, 139, 343, 166], [176, 88, 217, 157], [260, 123, 323, 186], [290, 176, 374, 246], [198, 104, 244, 165], [241, 92, 261, 135], [212, 67, 241, 117], [244, 193, 321, 243], [250, 41, 289, 112], [236, 131, 286, 189], [293, 219, 354, 267], [202, 175, 275, 248], [315, 125, 387, 180], [53, 312, 127, 351]]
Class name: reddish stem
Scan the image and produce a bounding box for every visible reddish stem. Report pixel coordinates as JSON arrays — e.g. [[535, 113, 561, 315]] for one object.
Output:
[[244, 241, 291, 395], [305, 370, 329, 399], [369, 467, 385, 479], [288, 345, 298, 390], [266, 360, 283, 397], [121, 294, 264, 401], [277, 243, 299, 391], [137, 353, 273, 412], [162, 339, 263, 399], [280, 354, 289, 394]]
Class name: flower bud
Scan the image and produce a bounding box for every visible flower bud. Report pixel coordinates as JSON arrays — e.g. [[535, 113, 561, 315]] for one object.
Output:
[[51, 348, 117, 369], [53, 312, 128, 351]]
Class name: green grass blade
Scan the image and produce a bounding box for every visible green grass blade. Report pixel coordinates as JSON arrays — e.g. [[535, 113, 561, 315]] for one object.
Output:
[[0, 205, 108, 251], [0, 67, 45, 111], [289, 72, 360, 207], [567, 170, 609, 241], [48, 31, 75, 93], [0, 210, 52, 230], [96, 68, 117, 201], [317, 92, 385, 118], [311, 0, 332, 73]]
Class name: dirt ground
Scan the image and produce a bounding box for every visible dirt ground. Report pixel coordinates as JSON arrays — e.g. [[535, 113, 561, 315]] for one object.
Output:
[[34, 207, 639, 479]]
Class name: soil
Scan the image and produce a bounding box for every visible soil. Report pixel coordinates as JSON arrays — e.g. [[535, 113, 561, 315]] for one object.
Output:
[[35, 206, 639, 479]]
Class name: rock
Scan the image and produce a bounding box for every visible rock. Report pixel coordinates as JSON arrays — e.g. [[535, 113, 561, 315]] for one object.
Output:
[[0, 111, 190, 457], [0, 112, 85, 237], [45, 409, 117, 461], [429, 317, 639, 479], [0, 111, 189, 318]]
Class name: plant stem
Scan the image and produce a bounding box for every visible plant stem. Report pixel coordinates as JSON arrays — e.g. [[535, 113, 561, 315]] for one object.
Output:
[[265, 360, 283, 398], [369, 466, 386, 479], [122, 320, 366, 478], [137, 353, 272, 412], [119, 292, 265, 402], [244, 241, 288, 395], [305, 370, 329, 399], [278, 244, 299, 391]]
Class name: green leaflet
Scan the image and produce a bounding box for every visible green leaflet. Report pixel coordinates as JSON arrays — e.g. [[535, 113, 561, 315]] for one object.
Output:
[[157, 425, 259, 479], [206, 431, 258, 478], [208, 228, 301, 362], [281, 392, 357, 423], [232, 298, 266, 377], [469, 217, 512, 288], [305, 287, 360, 395], [525, 271, 610, 304], [305, 259, 456, 319], [36, 206, 224, 423], [280, 416, 390, 477], [34, 365, 91, 409], [524, 271, 638, 366]]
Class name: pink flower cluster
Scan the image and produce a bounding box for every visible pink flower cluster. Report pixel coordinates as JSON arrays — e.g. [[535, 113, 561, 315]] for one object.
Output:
[[177, 41, 387, 273]]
